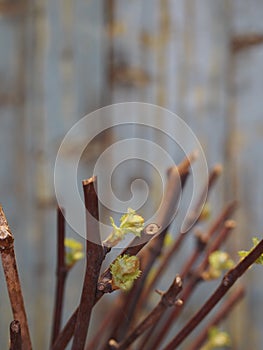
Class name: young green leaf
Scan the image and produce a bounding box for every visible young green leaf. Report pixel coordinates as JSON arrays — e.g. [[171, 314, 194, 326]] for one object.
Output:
[[103, 208, 144, 248], [64, 238, 84, 268], [199, 202, 212, 222], [203, 251, 234, 280], [163, 232, 174, 248], [110, 254, 141, 292], [200, 327, 231, 350], [238, 237, 263, 265]]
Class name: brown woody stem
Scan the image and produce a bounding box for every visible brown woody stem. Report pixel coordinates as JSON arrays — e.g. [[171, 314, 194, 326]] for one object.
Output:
[[108, 276, 183, 350], [149, 219, 236, 349], [162, 239, 263, 350], [0, 206, 32, 350], [9, 320, 22, 350], [53, 223, 161, 350], [51, 207, 67, 345], [140, 166, 225, 306], [187, 286, 245, 350], [71, 177, 104, 350], [107, 154, 194, 342]]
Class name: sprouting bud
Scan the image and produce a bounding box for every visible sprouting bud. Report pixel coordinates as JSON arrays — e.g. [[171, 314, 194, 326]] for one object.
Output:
[[119, 208, 145, 234], [110, 254, 141, 292], [201, 327, 231, 350], [239, 237, 263, 265], [103, 208, 145, 248], [64, 238, 84, 268], [164, 232, 174, 248], [203, 251, 234, 280], [199, 203, 212, 222]]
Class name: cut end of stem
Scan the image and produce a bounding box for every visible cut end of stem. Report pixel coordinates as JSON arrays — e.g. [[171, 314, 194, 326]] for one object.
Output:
[[167, 150, 198, 178], [10, 320, 21, 334], [108, 339, 119, 349], [0, 207, 14, 249], [213, 164, 223, 176], [0, 205, 9, 227], [82, 175, 97, 186], [145, 223, 160, 236], [224, 220, 236, 229], [175, 275, 183, 288]]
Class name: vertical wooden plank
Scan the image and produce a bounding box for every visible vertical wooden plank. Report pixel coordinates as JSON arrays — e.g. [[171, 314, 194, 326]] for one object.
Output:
[[73, 0, 106, 116], [229, 1, 263, 348], [0, 3, 32, 347]]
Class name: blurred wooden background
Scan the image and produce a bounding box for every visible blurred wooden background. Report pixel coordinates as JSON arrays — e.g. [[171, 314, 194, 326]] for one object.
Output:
[[1, 0, 263, 348]]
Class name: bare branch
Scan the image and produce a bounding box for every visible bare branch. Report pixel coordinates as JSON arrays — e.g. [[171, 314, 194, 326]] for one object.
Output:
[[71, 177, 104, 350], [51, 207, 68, 345], [162, 239, 263, 350], [9, 320, 22, 350], [108, 276, 183, 350], [0, 206, 32, 350]]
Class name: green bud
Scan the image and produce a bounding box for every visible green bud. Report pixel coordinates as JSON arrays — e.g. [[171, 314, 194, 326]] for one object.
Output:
[[103, 208, 144, 248], [110, 254, 141, 292], [199, 203, 212, 222], [201, 327, 231, 350], [64, 238, 84, 268], [203, 251, 234, 280], [239, 237, 263, 265]]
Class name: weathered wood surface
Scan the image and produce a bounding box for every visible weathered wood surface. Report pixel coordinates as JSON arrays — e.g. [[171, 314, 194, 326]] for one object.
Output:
[[0, 0, 263, 349]]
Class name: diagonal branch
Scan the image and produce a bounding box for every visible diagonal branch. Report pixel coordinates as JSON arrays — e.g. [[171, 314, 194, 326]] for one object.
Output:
[[108, 275, 183, 350], [187, 286, 245, 350], [138, 166, 226, 310], [162, 239, 263, 350], [107, 153, 195, 343], [149, 219, 236, 349]]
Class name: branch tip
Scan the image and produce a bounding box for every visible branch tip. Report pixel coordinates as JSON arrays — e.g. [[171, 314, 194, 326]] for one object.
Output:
[[175, 299, 183, 306], [145, 223, 160, 235], [213, 163, 223, 175], [82, 175, 97, 186], [224, 220, 236, 229]]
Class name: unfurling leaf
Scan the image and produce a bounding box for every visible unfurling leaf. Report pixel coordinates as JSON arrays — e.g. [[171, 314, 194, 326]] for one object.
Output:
[[164, 232, 174, 248], [64, 238, 84, 268], [199, 202, 212, 222], [203, 251, 234, 280], [238, 237, 263, 265], [110, 254, 141, 292], [103, 208, 144, 248], [201, 327, 231, 350]]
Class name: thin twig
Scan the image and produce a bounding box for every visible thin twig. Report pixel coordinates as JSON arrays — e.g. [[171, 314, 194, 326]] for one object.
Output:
[[231, 33, 263, 53], [84, 223, 160, 350], [9, 320, 22, 350], [71, 176, 104, 350], [149, 220, 236, 349], [162, 239, 263, 350], [141, 204, 237, 350], [52, 310, 78, 350], [108, 276, 183, 350], [187, 286, 245, 350], [138, 165, 224, 308], [107, 153, 195, 342], [51, 207, 67, 345], [53, 223, 161, 350], [0, 206, 32, 350], [85, 309, 117, 350]]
